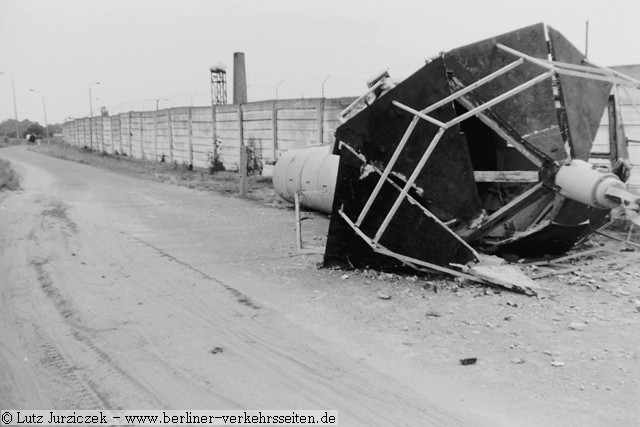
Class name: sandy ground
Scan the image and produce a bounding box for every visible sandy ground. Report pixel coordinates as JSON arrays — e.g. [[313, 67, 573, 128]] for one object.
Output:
[[0, 145, 639, 426]]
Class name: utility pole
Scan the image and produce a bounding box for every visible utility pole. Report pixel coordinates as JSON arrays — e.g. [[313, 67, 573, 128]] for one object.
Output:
[[29, 89, 49, 144], [0, 72, 20, 142]]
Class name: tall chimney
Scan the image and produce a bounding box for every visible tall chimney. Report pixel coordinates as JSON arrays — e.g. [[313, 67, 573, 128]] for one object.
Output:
[[233, 52, 247, 104]]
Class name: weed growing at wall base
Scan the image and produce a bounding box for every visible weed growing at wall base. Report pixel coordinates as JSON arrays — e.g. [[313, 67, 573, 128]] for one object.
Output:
[[0, 158, 20, 191]]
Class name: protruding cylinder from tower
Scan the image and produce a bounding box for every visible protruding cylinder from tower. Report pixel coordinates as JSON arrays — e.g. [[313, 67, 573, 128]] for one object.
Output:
[[233, 52, 247, 104]]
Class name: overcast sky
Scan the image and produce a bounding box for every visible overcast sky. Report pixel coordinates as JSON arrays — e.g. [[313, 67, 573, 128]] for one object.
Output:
[[1, 0, 639, 124]]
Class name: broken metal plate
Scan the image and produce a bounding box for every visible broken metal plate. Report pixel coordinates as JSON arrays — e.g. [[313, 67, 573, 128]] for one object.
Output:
[[547, 26, 613, 161], [324, 22, 624, 287], [443, 22, 566, 161], [325, 57, 481, 268]]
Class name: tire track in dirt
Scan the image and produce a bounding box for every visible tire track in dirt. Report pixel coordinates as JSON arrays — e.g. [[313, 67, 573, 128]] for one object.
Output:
[[116, 233, 470, 425], [124, 232, 262, 310], [23, 200, 167, 409]]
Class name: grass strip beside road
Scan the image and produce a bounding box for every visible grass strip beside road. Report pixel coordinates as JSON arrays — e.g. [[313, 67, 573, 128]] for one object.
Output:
[[29, 143, 278, 203]]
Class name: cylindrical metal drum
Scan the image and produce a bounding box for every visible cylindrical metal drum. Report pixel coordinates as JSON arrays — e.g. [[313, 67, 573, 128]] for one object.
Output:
[[555, 159, 625, 209], [273, 145, 339, 213]]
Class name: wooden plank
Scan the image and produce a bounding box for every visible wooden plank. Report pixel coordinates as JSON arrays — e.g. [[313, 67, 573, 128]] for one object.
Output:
[[461, 183, 549, 241], [473, 170, 539, 182]]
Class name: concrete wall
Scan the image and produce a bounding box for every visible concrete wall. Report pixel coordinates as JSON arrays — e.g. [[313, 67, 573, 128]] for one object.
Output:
[[63, 97, 354, 175]]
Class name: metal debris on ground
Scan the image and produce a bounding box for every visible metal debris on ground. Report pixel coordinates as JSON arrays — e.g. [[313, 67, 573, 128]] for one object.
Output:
[[321, 23, 640, 294]]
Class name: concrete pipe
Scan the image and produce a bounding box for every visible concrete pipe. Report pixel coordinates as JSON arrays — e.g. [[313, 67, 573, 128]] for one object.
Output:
[[273, 145, 339, 213]]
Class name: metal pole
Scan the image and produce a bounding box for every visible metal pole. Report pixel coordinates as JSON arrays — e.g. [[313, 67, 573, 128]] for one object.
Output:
[[29, 89, 49, 143], [321, 75, 331, 98], [585, 21, 589, 57], [0, 72, 20, 142], [89, 82, 100, 149], [275, 80, 284, 100]]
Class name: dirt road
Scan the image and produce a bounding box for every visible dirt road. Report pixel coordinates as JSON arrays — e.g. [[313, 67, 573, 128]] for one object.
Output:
[[1, 145, 638, 426]]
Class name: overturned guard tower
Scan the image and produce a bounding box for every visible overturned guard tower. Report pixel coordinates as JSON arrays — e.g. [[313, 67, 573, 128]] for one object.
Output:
[[324, 23, 640, 280]]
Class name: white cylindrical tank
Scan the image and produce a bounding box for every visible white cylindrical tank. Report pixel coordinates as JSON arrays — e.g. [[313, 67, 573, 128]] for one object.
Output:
[[273, 145, 339, 213], [555, 159, 625, 209]]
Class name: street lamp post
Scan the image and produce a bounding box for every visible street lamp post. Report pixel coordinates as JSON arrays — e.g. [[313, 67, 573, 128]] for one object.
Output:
[[29, 89, 49, 144], [89, 82, 100, 149], [0, 72, 20, 143]]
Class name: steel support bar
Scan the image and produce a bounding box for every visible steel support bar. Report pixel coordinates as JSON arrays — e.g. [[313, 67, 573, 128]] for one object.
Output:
[[373, 244, 487, 284], [338, 79, 386, 122], [340, 208, 483, 279], [584, 59, 640, 87], [392, 101, 449, 128], [355, 116, 420, 226], [461, 182, 548, 241], [446, 71, 555, 128], [420, 58, 525, 115], [454, 91, 547, 167], [498, 43, 640, 89], [555, 68, 635, 87], [339, 141, 479, 257], [373, 127, 447, 242]]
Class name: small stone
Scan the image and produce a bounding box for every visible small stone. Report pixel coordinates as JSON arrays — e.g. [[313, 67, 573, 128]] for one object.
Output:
[[551, 360, 565, 367], [340, 274, 349, 280], [459, 357, 477, 366], [568, 322, 586, 331], [377, 291, 391, 300], [511, 358, 526, 364], [402, 325, 409, 331], [425, 311, 441, 318], [364, 280, 372, 285]]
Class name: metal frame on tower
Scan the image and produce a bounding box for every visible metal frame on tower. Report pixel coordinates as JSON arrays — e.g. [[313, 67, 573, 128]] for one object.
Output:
[[210, 64, 228, 106]]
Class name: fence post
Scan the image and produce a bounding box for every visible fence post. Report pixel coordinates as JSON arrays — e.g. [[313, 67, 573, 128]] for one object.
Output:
[[317, 98, 324, 145], [238, 103, 247, 197], [271, 100, 278, 161], [211, 104, 218, 166], [128, 112, 133, 156], [188, 107, 193, 167], [140, 112, 145, 160], [153, 110, 158, 162], [119, 114, 124, 154], [101, 117, 106, 152], [168, 108, 173, 164], [110, 116, 115, 154]]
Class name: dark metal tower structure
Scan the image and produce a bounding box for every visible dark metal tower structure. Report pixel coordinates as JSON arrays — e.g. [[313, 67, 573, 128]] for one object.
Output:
[[210, 63, 228, 106]]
